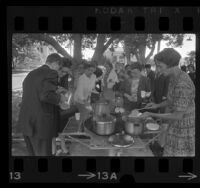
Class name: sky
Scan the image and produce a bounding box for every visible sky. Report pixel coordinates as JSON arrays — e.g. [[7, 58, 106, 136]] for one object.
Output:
[[82, 34, 196, 60]]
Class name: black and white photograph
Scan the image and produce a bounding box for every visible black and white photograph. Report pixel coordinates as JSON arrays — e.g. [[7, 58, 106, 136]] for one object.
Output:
[[12, 33, 196, 157]]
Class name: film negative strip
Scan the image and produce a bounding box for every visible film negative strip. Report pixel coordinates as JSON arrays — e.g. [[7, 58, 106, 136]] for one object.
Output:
[[7, 5, 200, 183]]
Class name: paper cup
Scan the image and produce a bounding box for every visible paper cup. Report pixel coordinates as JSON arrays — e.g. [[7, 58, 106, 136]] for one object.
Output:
[[141, 91, 146, 98], [75, 113, 80, 121]]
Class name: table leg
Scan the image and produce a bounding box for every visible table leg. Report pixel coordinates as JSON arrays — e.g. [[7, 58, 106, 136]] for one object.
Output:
[[52, 138, 56, 155], [60, 135, 69, 153], [116, 148, 123, 156], [108, 149, 117, 156]]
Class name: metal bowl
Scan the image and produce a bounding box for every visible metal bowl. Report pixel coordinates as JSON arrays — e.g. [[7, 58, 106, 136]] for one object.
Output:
[[124, 117, 144, 135], [93, 116, 116, 136]]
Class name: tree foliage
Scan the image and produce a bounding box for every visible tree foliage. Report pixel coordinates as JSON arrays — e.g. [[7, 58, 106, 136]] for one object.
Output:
[[185, 50, 195, 66], [123, 34, 185, 65], [12, 34, 42, 69], [12, 33, 186, 69]]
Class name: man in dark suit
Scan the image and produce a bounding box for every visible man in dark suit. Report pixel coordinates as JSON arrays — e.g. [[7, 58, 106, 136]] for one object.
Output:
[[187, 64, 195, 86], [145, 64, 156, 95], [153, 70, 170, 113], [17, 53, 67, 156]]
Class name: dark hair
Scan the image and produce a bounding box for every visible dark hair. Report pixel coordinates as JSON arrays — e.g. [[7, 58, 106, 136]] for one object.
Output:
[[188, 64, 195, 70], [62, 57, 72, 68], [181, 65, 187, 72], [129, 62, 142, 71], [145, 64, 151, 69], [83, 63, 95, 70], [154, 48, 181, 68], [45, 53, 62, 65], [125, 64, 131, 70], [91, 60, 98, 66], [105, 62, 113, 69], [81, 59, 88, 64], [94, 67, 103, 78]]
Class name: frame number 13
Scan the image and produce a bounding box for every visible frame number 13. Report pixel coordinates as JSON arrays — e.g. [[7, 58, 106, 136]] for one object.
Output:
[[10, 172, 21, 180]]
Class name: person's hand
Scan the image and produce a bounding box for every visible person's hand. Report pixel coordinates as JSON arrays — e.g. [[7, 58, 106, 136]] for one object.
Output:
[[140, 112, 152, 119], [59, 93, 70, 110], [85, 103, 93, 111], [60, 93, 67, 103], [67, 70, 73, 76], [144, 102, 159, 109], [124, 93, 133, 101], [57, 87, 68, 94]]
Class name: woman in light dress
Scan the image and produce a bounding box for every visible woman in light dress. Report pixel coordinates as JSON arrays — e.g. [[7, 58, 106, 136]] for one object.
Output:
[[141, 48, 195, 156]]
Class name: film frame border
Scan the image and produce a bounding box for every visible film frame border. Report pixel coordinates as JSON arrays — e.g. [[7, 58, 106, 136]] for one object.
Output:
[[7, 6, 200, 183]]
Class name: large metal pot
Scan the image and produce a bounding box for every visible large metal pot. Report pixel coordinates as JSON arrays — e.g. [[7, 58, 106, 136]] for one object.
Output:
[[92, 98, 110, 117], [93, 117, 116, 135], [124, 117, 143, 135]]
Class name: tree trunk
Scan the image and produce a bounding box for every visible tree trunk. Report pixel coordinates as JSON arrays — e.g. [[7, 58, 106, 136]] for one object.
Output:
[[92, 34, 117, 65], [73, 34, 82, 65], [124, 44, 131, 64], [28, 34, 73, 60], [145, 41, 156, 64], [92, 34, 106, 64], [134, 51, 140, 63], [138, 45, 146, 65], [157, 40, 161, 53], [125, 52, 131, 65]]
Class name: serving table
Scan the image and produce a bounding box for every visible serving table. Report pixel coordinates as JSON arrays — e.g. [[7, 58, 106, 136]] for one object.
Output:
[[58, 116, 163, 156]]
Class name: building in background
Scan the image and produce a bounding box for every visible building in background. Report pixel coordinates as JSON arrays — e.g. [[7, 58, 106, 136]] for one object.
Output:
[[104, 47, 137, 66]]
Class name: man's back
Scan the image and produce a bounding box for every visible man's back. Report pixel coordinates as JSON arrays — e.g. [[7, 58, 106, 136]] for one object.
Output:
[[17, 65, 60, 139]]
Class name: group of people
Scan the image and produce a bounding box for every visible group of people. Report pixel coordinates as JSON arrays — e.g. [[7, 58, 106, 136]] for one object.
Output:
[[102, 59, 168, 113], [17, 47, 195, 157], [180, 64, 196, 85], [16, 54, 104, 156]]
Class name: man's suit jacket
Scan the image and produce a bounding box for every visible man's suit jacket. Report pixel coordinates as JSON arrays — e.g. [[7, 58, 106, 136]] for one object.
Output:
[[153, 74, 170, 104], [17, 65, 61, 139], [147, 70, 156, 94]]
